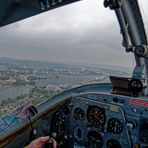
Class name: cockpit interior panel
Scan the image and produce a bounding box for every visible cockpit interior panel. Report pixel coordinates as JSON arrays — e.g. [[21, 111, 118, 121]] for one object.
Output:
[[2, 83, 147, 148]]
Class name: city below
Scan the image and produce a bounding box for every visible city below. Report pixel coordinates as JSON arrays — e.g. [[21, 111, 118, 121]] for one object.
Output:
[[0, 57, 130, 115]]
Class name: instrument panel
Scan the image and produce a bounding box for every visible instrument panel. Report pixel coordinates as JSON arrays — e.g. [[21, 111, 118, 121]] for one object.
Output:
[[69, 95, 128, 148], [2, 84, 148, 148], [49, 92, 148, 148]]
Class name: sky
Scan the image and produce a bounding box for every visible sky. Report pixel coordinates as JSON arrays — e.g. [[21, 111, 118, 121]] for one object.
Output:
[[0, 0, 148, 68]]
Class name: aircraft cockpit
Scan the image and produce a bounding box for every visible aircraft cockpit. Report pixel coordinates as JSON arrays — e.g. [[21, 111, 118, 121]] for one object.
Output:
[[0, 0, 148, 148]]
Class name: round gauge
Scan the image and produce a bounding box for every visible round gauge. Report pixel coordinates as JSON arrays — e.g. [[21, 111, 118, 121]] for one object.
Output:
[[87, 106, 106, 128], [87, 131, 103, 148], [107, 139, 121, 148], [73, 107, 85, 121], [107, 118, 123, 134]]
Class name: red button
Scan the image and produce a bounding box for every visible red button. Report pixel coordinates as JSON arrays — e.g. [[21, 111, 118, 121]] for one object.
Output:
[[119, 99, 124, 103]]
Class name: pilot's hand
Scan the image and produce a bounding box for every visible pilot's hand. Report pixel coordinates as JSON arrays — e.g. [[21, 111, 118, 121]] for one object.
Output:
[[25, 136, 57, 148]]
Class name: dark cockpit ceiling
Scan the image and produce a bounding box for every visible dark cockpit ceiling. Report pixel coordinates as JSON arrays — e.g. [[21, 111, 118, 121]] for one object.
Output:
[[0, 0, 81, 27]]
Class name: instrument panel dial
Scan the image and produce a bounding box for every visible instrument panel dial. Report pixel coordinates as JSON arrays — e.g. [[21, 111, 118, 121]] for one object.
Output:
[[73, 107, 85, 121], [107, 139, 121, 148], [87, 106, 106, 128], [87, 131, 103, 148], [107, 118, 123, 134]]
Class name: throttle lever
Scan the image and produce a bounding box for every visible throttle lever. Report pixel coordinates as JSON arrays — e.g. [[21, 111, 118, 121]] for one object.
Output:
[[44, 138, 56, 148]]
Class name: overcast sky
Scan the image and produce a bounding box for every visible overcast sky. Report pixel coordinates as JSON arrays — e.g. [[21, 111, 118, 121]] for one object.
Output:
[[0, 0, 148, 68]]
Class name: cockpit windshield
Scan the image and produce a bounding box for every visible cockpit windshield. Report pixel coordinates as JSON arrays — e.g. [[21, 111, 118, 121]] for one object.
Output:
[[1, 0, 147, 134], [140, 0, 148, 35]]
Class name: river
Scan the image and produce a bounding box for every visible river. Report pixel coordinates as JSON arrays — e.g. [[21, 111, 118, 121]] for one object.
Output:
[[34, 75, 109, 87], [0, 69, 130, 103], [0, 85, 32, 102]]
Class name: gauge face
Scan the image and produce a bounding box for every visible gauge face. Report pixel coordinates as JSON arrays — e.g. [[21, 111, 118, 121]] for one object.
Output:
[[73, 107, 85, 121], [87, 131, 103, 148], [87, 106, 106, 128], [107, 118, 123, 134], [107, 139, 121, 148]]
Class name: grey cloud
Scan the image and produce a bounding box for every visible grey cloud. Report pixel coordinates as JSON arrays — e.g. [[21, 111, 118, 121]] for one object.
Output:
[[0, 0, 147, 67]]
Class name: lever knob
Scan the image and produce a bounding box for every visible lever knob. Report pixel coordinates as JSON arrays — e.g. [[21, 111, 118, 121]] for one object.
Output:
[[126, 121, 136, 130]]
